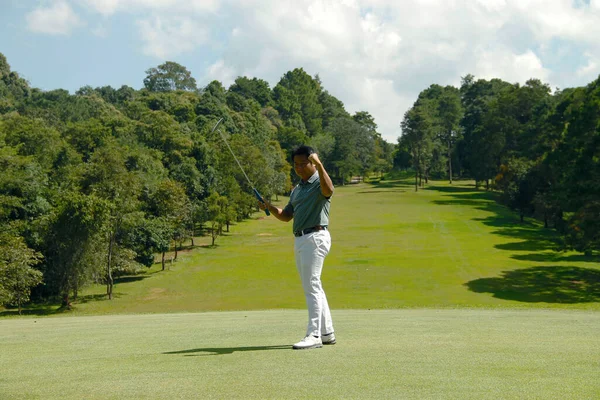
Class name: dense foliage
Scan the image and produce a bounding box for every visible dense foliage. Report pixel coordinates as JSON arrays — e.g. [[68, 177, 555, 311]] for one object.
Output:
[[0, 54, 394, 308], [399, 73, 600, 255]]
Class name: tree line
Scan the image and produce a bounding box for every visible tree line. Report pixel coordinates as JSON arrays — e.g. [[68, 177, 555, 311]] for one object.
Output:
[[396, 74, 600, 256], [0, 53, 394, 312]]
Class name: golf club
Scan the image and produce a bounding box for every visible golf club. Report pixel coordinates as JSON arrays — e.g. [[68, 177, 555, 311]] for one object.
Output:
[[211, 118, 270, 216]]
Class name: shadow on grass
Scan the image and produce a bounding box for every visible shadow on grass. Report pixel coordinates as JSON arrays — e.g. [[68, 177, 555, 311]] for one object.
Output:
[[427, 184, 599, 303], [163, 345, 291, 356], [114, 276, 148, 284], [429, 185, 564, 255], [366, 178, 415, 190], [432, 192, 498, 206], [0, 292, 127, 316], [465, 266, 600, 303], [426, 184, 480, 194], [76, 292, 124, 304], [483, 221, 562, 253], [357, 190, 407, 194], [512, 253, 600, 263], [0, 307, 66, 317], [198, 244, 219, 249], [495, 240, 559, 252]]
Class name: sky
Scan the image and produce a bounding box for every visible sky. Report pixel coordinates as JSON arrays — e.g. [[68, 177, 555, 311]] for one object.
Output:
[[1, 0, 600, 143]]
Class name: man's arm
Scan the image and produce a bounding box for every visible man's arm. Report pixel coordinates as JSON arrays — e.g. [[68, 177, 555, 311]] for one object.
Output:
[[259, 201, 293, 222], [308, 153, 334, 197]]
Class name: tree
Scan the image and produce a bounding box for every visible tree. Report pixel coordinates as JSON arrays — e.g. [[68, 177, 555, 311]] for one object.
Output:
[[319, 90, 349, 129], [81, 141, 142, 299], [435, 87, 462, 183], [0, 234, 43, 315], [143, 62, 197, 92], [148, 179, 193, 263], [353, 111, 378, 133], [394, 137, 412, 171], [495, 158, 536, 222], [43, 192, 110, 307], [547, 78, 600, 253], [264, 140, 292, 199], [353, 111, 394, 177], [400, 107, 434, 191], [326, 117, 374, 183], [458, 75, 512, 183], [206, 191, 228, 246], [229, 76, 272, 107], [0, 52, 30, 110], [273, 68, 323, 136]]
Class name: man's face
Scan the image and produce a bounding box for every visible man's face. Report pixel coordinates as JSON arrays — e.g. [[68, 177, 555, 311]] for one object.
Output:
[[293, 154, 316, 181]]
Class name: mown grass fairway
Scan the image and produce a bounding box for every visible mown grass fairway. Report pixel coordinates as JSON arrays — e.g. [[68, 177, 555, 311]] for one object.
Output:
[[1, 310, 599, 399]]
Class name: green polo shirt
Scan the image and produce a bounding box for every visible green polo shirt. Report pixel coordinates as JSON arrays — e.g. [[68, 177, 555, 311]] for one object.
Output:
[[284, 171, 331, 234]]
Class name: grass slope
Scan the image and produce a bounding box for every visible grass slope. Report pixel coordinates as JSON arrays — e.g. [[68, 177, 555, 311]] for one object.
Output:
[[1, 310, 599, 399], [3, 176, 599, 316]]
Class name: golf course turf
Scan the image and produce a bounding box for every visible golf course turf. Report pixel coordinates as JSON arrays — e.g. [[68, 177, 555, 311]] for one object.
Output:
[[1, 176, 599, 399]]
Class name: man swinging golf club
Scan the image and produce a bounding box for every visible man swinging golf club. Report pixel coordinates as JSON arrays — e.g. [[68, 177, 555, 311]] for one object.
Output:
[[258, 145, 336, 350]]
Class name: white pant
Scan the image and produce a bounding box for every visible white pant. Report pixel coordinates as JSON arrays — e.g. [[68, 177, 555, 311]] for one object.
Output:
[[294, 230, 334, 337]]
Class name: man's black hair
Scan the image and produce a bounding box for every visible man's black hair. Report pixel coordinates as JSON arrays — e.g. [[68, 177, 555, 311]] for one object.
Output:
[[292, 145, 314, 160]]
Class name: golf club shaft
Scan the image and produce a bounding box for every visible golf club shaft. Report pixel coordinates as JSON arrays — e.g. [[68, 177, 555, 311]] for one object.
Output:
[[212, 119, 270, 216]]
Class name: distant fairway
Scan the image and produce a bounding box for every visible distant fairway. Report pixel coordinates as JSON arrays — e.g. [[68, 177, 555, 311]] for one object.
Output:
[[1, 310, 599, 399], [8, 175, 596, 316]]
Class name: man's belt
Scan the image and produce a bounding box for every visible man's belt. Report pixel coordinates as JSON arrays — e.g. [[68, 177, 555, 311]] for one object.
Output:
[[294, 225, 327, 237]]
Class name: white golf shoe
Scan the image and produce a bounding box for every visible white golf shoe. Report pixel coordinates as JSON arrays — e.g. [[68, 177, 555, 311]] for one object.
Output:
[[322, 332, 336, 345], [293, 335, 323, 350]]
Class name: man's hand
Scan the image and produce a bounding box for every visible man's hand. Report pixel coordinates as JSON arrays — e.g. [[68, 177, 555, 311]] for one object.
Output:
[[259, 199, 293, 222], [308, 152, 334, 197], [308, 152, 322, 166], [258, 199, 270, 212]]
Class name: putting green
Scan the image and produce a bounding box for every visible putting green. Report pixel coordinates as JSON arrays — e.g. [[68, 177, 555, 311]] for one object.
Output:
[[1, 310, 598, 399]]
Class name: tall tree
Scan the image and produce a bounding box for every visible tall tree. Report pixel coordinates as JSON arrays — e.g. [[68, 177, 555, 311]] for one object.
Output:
[[327, 117, 374, 182], [273, 68, 323, 136], [458, 75, 512, 184], [148, 179, 193, 264], [436, 87, 462, 183], [143, 62, 197, 92], [400, 107, 434, 191], [548, 78, 600, 253], [229, 76, 272, 107], [0, 233, 43, 315], [81, 141, 142, 299], [43, 193, 110, 307]]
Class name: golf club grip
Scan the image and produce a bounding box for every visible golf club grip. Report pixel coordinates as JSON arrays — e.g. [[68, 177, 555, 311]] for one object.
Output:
[[253, 189, 270, 216]]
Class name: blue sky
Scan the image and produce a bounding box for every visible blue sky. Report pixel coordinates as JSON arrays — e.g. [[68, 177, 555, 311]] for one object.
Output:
[[1, 0, 600, 142]]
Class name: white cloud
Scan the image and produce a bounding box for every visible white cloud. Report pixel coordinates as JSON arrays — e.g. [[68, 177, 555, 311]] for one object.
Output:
[[26, 1, 83, 35], [136, 16, 209, 58], [84, 0, 121, 15], [346, 77, 411, 142], [474, 49, 550, 84], [83, 0, 220, 15], [60, 0, 600, 142], [576, 52, 600, 80], [205, 59, 237, 87]]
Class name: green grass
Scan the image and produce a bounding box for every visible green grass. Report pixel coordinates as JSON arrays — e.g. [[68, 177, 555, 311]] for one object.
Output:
[[7, 175, 597, 316], [1, 310, 599, 399], [2, 176, 599, 399]]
